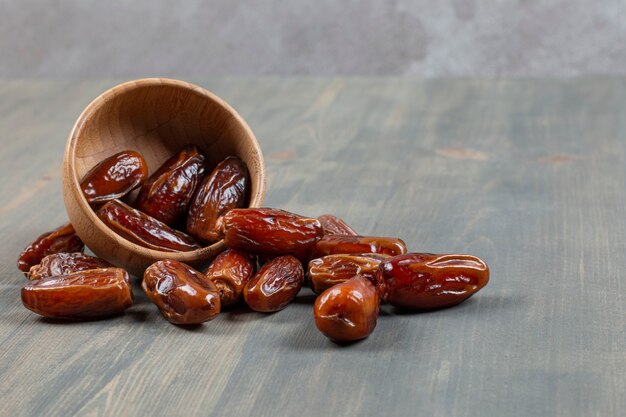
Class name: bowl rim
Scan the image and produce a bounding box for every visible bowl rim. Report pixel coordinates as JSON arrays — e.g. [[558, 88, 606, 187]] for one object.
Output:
[[64, 77, 265, 264]]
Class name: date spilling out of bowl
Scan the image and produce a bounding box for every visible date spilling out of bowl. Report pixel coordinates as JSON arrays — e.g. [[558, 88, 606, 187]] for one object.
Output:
[[17, 146, 489, 343]]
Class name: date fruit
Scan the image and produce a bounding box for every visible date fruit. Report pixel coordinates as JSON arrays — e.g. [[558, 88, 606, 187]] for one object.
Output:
[[135, 145, 205, 226], [221, 208, 323, 259], [317, 214, 358, 236], [308, 253, 390, 294], [244, 255, 304, 312], [314, 275, 379, 342], [21, 268, 133, 320], [142, 260, 221, 324], [376, 253, 489, 310], [312, 234, 407, 259], [28, 252, 112, 280], [17, 223, 84, 272], [81, 150, 148, 205], [97, 200, 200, 252], [204, 249, 254, 307], [187, 156, 249, 243]]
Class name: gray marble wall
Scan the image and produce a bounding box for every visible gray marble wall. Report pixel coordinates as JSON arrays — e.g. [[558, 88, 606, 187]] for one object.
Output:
[[2, 0, 625, 77]]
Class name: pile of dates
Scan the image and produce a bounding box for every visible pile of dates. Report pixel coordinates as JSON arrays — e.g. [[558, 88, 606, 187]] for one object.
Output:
[[18, 146, 489, 343]]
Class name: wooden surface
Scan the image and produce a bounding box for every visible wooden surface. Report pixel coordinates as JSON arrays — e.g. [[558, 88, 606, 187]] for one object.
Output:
[[0, 78, 624, 417]]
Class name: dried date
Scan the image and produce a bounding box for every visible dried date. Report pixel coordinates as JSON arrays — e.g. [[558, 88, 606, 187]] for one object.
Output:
[[21, 268, 133, 320], [17, 223, 84, 272], [142, 259, 221, 324], [187, 156, 249, 243], [97, 200, 200, 252], [376, 253, 489, 310], [221, 208, 323, 259], [317, 214, 358, 236], [308, 253, 390, 294], [81, 150, 148, 205], [314, 275, 379, 342], [312, 234, 407, 259], [28, 252, 113, 280], [134, 145, 205, 226], [244, 255, 304, 312], [204, 249, 254, 307]]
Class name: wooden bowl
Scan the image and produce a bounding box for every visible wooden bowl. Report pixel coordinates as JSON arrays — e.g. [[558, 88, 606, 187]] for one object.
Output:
[[62, 78, 265, 276]]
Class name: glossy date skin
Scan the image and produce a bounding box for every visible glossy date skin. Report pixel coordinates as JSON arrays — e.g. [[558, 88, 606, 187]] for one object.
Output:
[[317, 214, 358, 236], [17, 223, 84, 272], [221, 208, 323, 259], [308, 253, 390, 294], [21, 268, 133, 320], [376, 253, 489, 310], [204, 249, 255, 307], [97, 200, 200, 252], [187, 156, 249, 243], [244, 255, 304, 312], [135, 145, 205, 226], [28, 252, 113, 280], [314, 275, 379, 342], [142, 260, 221, 324], [312, 234, 407, 259], [81, 150, 148, 205]]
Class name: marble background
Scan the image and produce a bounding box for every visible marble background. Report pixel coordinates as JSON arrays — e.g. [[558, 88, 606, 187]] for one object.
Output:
[[2, 0, 626, 77]]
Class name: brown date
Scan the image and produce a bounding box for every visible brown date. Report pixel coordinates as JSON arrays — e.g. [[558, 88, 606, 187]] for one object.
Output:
[[81, 150, 148, 205], [317, 214, 358, 236], [376, 253, 489, 310], [17, 223, 84, 272], [312, 234, 407, 259], [187, 156, 249, 243], [204, 249, 254, 307], [221, 208, 323, 259], [142, 259, 221, 324], [244, 255, 304, 312], [27, 252, 113, 280], [314, 275, 379, 342], [21, 268, 133, 320], [97, 200, 200, 252], [308, 253, 390, 294], [134, 145, 205, 226]]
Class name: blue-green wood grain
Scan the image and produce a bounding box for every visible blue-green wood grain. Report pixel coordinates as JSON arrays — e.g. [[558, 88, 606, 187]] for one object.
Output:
[[0, 79, 623, 417]]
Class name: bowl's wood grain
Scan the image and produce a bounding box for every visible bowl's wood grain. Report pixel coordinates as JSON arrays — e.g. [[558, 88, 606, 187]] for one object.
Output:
[[62, 78, 265, 276]]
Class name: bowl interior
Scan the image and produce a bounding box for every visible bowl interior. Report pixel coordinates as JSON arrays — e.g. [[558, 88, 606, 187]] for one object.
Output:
[[73, 79, 263, 195], [66, 79, 264, 270]]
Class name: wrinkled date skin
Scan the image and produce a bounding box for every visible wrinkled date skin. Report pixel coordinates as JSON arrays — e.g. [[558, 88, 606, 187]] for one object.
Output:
[[312, 234, 407, 259], [308, 253, 390, 294], [204, 249, 255, 307], [28, 252, 113, 280], [222, 208, 323, 259], [135, 145, 205, 226], [314, 275, 379, 342], [317, 214, 358, 236], [244, 255, 304, 312], [21, 268, 133, 320], [376, 253, 490, 310], [142, 260, 221, 324], [81, 150, 149, 205], [17, 223, 84, 272], [97, 200, 200, 252], [187, 156, 249, 243]]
